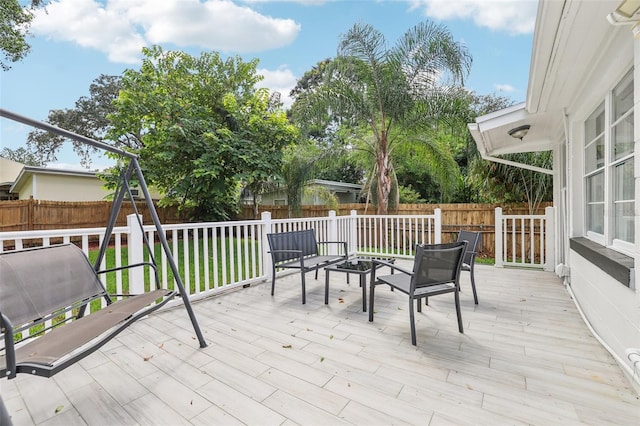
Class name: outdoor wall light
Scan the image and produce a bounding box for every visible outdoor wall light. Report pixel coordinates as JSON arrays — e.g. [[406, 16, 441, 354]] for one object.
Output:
[[616, 0, 640, 18], [508, 125, 530, 141]]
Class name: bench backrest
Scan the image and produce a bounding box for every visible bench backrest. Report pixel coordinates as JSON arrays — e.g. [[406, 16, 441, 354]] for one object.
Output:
[[267, 229, 319, 263], [0, 244, 107, 329]]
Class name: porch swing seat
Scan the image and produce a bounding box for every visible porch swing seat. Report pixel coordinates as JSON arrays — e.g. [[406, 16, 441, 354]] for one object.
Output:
[[0, 107, 207, 404], [0, 244, 175, 379]]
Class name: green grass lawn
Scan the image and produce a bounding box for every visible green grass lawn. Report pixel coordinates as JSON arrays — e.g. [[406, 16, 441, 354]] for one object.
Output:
[[88, 237, 261, 295]]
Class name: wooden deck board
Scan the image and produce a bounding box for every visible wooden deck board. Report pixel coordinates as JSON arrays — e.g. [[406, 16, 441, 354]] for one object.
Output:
[[2, 263, 639, 425]]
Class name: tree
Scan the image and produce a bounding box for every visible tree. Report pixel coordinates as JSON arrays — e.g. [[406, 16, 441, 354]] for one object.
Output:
[[0, 147, 46, 166], [1, 1, 46, 70], [107, 46, 296, 220], [27, 74, 123, 167], [280, 142, 321, 217], [469, 151, 553, 213], [231, 89, 299, 219], [291, 22, 472, 214]]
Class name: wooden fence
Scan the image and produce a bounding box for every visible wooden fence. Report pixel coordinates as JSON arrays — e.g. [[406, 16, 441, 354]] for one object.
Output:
[[0, 199, 186, 233], [0, 200, 551, 259], [240, 202, 553, 259]]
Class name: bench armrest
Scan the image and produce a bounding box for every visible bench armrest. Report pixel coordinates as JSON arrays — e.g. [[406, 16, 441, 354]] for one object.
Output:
[[97, 261, 158, 275], [97, 262, 161, 292], [1, 312, 17, 379], [268, 249, 304, 256]]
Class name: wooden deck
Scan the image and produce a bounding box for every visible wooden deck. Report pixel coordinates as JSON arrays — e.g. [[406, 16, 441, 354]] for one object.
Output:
[[2, 262, 639, 425]]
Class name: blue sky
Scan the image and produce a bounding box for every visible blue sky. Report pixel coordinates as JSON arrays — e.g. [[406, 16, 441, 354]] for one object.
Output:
[[0, 0, 538, 169]]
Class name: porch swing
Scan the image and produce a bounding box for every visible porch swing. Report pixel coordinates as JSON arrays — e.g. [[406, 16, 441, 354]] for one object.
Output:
[[0, 108, 207, 382]]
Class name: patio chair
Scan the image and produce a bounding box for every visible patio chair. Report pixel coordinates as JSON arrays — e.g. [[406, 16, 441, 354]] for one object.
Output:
[[457, 230, 481, 304], [369, 242, 467, 345]]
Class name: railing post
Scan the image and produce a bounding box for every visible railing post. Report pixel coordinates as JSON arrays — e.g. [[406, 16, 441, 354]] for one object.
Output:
[[350, 210, 358, 256], [262, 211, 273, 282], [495, 207, 504, 268], [127, 213, 144, 293], [434, 208, 442, 244], [545, 206, 556, 272], [328, 210, 338, 255]]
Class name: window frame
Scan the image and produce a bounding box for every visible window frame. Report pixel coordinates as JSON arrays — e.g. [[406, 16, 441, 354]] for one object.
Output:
[[583, 68, 634, 254]]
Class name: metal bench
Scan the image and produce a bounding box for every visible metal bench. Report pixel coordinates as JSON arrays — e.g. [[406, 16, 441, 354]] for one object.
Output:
[[267, 229, 347, 304], [0, 244, 175, 380]]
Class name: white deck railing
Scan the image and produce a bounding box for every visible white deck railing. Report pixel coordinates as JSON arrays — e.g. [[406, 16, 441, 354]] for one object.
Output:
[[495, 206, 555, 271], [0, 209, 441, 307]]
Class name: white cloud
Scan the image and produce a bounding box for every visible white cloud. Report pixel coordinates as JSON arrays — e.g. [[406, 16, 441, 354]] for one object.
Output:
[[242, 0, 326, 4], [31, 0, 301, 63], [494, 83, 516, 92], [257, 67, 298, 109], [32, 0, 146, 63], [409, 0, 538, 35]]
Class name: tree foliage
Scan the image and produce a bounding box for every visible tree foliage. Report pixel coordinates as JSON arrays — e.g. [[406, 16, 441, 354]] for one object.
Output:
[[290, 22, 472, 214], [107, 46, 296, 220], [0, 146, 47, 166], [1, 0, 46, 71], [280, 142, 321, 217], [27, 74, 123, 167], [469, 151, 553, 213]]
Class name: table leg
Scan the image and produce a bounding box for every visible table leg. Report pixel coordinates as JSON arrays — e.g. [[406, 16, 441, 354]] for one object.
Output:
[[324, 269, 330, 305], [360, 274, 367, 312]]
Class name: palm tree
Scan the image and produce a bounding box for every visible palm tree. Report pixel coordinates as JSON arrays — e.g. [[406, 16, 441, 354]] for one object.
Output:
[[292, 22, 472, 214]]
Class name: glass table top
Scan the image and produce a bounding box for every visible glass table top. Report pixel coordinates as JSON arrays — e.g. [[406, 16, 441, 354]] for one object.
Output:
[[331, 257, 393, 272]]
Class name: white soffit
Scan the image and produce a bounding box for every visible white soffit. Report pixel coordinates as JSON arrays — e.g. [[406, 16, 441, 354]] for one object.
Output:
[[469, 0, 622, 159], [469, 103, 554, 157]]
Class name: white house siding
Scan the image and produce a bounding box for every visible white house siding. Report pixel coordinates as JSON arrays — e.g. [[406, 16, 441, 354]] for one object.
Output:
[[19, 177, 35, 199], [569, 252, 639, 367], [563, 24, 639, 391], [35, 174, 109, 201], [469, 1, 640, 393], [14, 173, 110, 201]]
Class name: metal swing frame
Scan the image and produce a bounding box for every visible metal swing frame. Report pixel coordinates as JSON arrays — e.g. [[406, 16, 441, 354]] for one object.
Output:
[[0, 108, 207, 349]]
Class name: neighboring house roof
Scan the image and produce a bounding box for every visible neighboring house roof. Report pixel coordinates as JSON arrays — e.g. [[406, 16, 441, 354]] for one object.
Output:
[[307, 179, 363, 192], [468, 0, 627, 160], [10, 166, 98, 194], [254, 179, 364, 206], [0, 157, 25, 185]]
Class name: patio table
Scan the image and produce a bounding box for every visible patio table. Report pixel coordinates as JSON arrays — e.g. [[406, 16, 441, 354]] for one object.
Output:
[[324, 257, 394, 311]]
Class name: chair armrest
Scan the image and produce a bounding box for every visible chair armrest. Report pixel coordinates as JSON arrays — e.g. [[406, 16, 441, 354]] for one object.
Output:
[[372, 259, 413, 276], [1, 312, 17, 379]]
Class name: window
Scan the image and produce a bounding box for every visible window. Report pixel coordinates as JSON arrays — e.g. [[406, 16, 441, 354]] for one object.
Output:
[[584, 69, 634, 250]]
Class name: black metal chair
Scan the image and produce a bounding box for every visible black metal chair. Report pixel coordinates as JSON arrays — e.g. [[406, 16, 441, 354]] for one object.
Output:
[[457, 230, 481, 304], [369, 242, 467, 345]]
